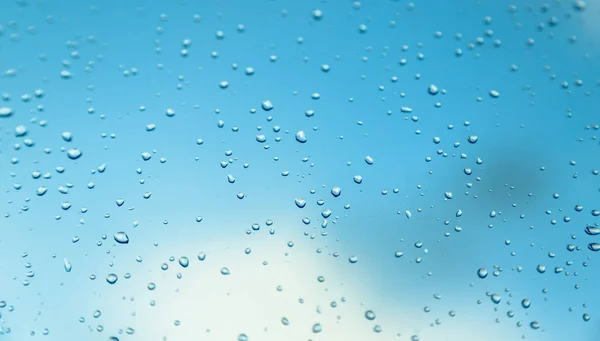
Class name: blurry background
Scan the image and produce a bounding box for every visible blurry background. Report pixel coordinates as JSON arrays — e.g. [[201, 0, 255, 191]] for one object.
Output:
[[0, 0, 599, 340]]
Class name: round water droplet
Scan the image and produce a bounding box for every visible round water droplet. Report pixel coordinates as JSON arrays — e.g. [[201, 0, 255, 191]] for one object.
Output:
[[220, 267, 230, 275], [67, 149, 82, 160], [491, 293, 501, 304], [114, 232, 129, 244], [428, 84, 439, 95], [365, 310, 376, 320], [365, 156, 374, 165], [281, 317, 289, 325], [61, 132, 73, 142], [529, 321, 540, 330], [312, 9, 323, 21], [521, 299, 531, 308], [353, 175, 363, 184], [467, 136, 478, 144], [477, 268, 488, 279], [348, 256, 358, 263], [583, 313, 591, 321], [536, 264, 546, 273], [295, 131, 307, 143], [36, 186, 48, 196], [179, 256, 189, 268], [237, 334, 248, 341], [312, 323, 323, 333], [394, 251, 404, 258], [106, 273, 118, 284]]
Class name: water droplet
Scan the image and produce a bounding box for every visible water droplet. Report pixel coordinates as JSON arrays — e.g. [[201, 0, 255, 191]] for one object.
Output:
[[63, 258, 72, 272], [444, 192, 453, 199], [114, 232, 129, 244], [281, 317, 289, 325], [467, 136, 478, 144], [312, 323, 323, 333], [491, 293, 501, 304], [179, 256, 189, 268], [489, 90, 500, 98], [256, 135, 266, 143], [365, 156, 374, 165], [583, 313, 591, 321], [588, 243, 600, 251], [317, 276, 325, 283], [348, 256, 358, 263], [220, 267, 230, 275], [0, 107, 13, 118], [295, 198, 306, 208], [36, 187, 48, 196], [237, 334, 248, 341], [227, 174, 236, 183], [312, 9, 323, 21], [365, 310, 376, 320], [477, 268, 488, 279], [331, 186, 341, 197], [529, 321, 540, 330], [141, 152, 152, 161], [585, 226, 600, 235], [394, 251, 404, 258], [197, 252, 206, 261], [295, 131, 307, 143], [67, 149, 82, 160], [536, 264, 546, 273], [106, 273, 118, 284], [147, 282, 156, 291], [521, 299, 531, 308], [61, 132, 73, 142], [428, 84, 439, 95], [262, 100, 273, 111]]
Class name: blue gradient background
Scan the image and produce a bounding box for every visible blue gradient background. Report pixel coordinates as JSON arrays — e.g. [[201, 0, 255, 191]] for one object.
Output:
[[1, 0, 599, 340]]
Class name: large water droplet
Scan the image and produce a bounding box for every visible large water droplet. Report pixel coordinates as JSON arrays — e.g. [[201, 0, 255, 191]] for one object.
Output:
[[295, 198, 306, 208], [67, 149, 82, 160], [365, 310, 376, 320], [365, 156, 374, 165], [64, 258, 72, 272], [179, 256, 189, 268], [295, 131, 307, 143], [477, 268, 488, 279], [331, 186, 341, 197], [588, 243, 600, 251], [312, 323, 323, 333], [220, 267, 230, 275], [0, 107, 13, 118], [585, 226, 600, 235], [262, 100, 273, 111], [106, 273, 118, 284], [114, 232, 129, 244]]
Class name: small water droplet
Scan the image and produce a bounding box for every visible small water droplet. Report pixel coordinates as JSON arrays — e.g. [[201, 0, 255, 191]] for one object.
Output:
[[220, 267, 230, 275], [331, 186, 341, 197], [63, 258, 72, 272], [312, 323, 323, 333], [179, 256, 189, 268], [295, 198, 306, 208], [365, 156, 374, 165], [365, 310, 376, 320]]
